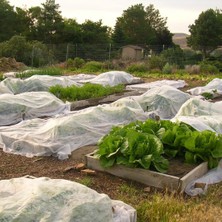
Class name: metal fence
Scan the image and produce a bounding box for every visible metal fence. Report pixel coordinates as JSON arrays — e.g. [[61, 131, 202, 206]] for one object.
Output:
[[30, 43, 173, 67]]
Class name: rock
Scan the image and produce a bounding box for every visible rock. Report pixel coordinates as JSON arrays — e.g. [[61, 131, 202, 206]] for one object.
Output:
[[74, 163, 86, 171], [81, 169, 96, 176], [144, 187, 151, 193]]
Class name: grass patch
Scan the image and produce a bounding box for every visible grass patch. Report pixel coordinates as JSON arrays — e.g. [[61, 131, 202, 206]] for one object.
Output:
[[16, 67, 63, 78], [115, 184, 222, 222], [49, 83, 125, 101], [78, 176, 94, 187]]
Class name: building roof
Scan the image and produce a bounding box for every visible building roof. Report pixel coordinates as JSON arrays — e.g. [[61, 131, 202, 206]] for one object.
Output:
[[122, 45, 144, 50]]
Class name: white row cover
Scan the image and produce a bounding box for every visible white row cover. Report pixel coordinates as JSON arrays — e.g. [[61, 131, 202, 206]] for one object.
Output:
[[172, 97, 222, 133], [0, 97, 149, 159], [79, 71, 142, 86], [126, 79, 187, 92], [0, 75, 81, 94], [0, 92, 70, 126], [0, 71, 142, 94], [187, 78, 222, 97], [0, 177, 136, 222], [0, 86, 190, 159], [132, 85, 191, 119]]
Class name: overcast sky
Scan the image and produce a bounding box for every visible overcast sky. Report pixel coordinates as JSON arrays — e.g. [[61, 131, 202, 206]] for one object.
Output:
[[8, 0, 222, 34]]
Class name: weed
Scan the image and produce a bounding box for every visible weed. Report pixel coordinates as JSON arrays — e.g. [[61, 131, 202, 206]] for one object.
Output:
[[78, 176, 94, 187]]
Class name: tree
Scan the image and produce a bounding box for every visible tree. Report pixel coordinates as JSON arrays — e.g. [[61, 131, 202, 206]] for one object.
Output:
[[62, 19, 82, 44], [0, 35, 32, 64], [112, 4, 172, 46], [80, 20, 110, 44], [187, 9, 222, 59], [15, 7, 32, 37], [36, 0, 64, 44], [0, 0, 18, 42]]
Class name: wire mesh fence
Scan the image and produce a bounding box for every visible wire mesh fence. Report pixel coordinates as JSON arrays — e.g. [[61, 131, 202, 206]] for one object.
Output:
[[30, 43, 176, 67]]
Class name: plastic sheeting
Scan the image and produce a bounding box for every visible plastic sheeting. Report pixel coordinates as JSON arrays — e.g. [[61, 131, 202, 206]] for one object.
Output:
[[0, 92, 70, 126], [126, 79, 187, 92], [0, 97, 149, 159], [187, 78, 222, 97], [132, 85, 191, 119], [185, 160, 222, 196], [0, 177, 136, 222], [79, 71, 142, 86], [0, 75, 81, 94], [172, 97, 222, 133]]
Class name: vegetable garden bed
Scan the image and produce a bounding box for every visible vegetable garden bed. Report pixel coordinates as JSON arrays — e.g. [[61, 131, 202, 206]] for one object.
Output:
[[86, 152, 208, 192], [70, 90, 141, 110]]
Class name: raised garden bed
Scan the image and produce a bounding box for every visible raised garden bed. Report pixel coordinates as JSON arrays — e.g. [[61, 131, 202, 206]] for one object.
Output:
[[85, 151, 208, 192], [70, 90, 142, 111]]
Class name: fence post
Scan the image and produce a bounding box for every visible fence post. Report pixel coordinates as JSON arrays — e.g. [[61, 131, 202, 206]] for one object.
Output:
[[66, 43, 69, 61], [75, 44, 78, 58], [108, 43, 111, 69], [31, 46, 34, 67]]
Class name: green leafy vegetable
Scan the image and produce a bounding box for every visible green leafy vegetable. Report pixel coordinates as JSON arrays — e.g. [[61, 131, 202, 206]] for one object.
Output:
[[96, 119, 222, 172]]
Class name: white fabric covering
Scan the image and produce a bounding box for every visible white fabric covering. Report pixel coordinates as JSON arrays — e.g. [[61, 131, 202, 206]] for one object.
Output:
[[79, 71, 142, 86], [0, 98, 149, 159], [0, 85, 191, 159], [0, 92, 70, 126], [133, 85, 191, 119], [0, 75, 80, 94], [0, 177, 136, 222], [172, 97, 222, 133], [187, 78, 222, 97], [126, 79, 187, 92]]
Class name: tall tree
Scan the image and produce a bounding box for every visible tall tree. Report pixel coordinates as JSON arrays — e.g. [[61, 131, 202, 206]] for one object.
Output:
[[0, 0, 18, 42], [187, 9, 222, 59], [15, 7, 32, 37], [80, 20, 110, 44], [61, 19, 82, 43], [26, 6, 42, 41], [38, 0, 64, 44], [112, 4, 172, 46]]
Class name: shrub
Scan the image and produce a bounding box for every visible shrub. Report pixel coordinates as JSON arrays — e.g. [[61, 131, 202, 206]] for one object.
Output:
[[66, 58, 74, 68], [199, 63, 219, 74], [82, 61, 105, 72], [126, 63, 148, 73], [147, 55, 166, 70], [161, 46, 185, 68], [185, 65, 201, 74], [73, 57, 85, 69], [162, 63, 173, 74]]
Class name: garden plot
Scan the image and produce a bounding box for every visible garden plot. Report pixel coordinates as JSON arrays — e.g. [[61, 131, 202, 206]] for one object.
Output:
[[86, 152, 208, 192], [0, 86, 190, 159], [187, 78, 222, 98], [85, 96, 222, 192], [70, 90, 141, 111], [126, 79, 187, 93], [0, 92, 70, 126], [0, 176, 136, 222]]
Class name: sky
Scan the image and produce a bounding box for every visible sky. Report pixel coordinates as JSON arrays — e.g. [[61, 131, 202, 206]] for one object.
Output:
[[8, 0, 222, 34]]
